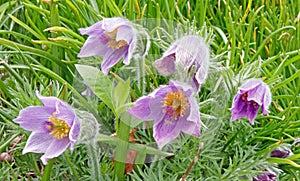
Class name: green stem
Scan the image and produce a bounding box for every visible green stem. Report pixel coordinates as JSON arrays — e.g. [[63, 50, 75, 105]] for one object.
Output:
[[87, 142, 101, 181], [113, 118, 130, 181], [136, 56, 145, 95], [41, 159, 54, 181]]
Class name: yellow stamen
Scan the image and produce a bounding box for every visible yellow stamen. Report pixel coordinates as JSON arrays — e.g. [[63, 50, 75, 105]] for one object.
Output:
[[241, 93, 248, 101], [105, 28, 128, 49], [48, 114, 70, 140], [162, 91, 189, 120]]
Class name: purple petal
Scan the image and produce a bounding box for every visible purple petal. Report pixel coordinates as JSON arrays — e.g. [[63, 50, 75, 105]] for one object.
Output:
[[187, 97, 200, 123], [125, 40, 136, 64], [181, 118, 200, 137], [102, 17, 131, 32], [101, 46, 127, 75], [127, 96, 152, 120], [270, 149, 290, 158], [55, 101, 75, 126], [195, 61, 209, 85], [169, 80, 193, 96], [246, 85, 264, 105], [230, 98, 248, 121], [42, 137, 70, 164], [78, 35, 109, 57], [148, 97, 165, 122], [13, 106, 54, 133], [153, 54, 176, 76], [231, 94, 245, 113], [79, 21, 103, 35], [22, 132, 53, 154], [36, 91, 60, 108], [246, 104, 260, 124], [116, 26, 133, 44], [239, 79, 262, 93], [262, 85, 272, 114], [153, 116, 182, 149], [69, 117, 80, 144]]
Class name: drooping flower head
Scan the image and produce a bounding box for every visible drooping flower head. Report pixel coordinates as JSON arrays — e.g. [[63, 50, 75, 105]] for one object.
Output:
[[231, 78, 272, 125], [78, 17, 136, 75], [253, 170, 276, 181], [127, 80, 201, 149], [153, 35, 210, 91], [14, 92, 80, 164], [270, 148, 291, 158]]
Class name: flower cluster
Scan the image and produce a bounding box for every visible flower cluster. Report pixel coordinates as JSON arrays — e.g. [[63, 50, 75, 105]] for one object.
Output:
[[14, 16, 274, 168], [76, 17, 273, 149]]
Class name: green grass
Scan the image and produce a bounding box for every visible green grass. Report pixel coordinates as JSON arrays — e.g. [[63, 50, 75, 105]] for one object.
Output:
[[0, 0, 299, 180]]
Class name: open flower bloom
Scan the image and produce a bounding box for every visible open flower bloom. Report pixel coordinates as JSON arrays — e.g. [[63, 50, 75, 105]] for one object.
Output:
[[14, 92, 80, 164], [127, 80, 201, 149], [78, 17, 135, 75], [153, 35, 210, 91], [231, 78, 272, 125]]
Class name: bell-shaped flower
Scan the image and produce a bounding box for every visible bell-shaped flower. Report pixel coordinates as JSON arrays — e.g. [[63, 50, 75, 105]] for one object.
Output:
[[14, 92, 80, 164], [231, 78, 272, 125], [127, 80, 201, 149], [78, 17, 136, 75], [270, 148, 291, 158], [253, 170, 276, 181], [153, 35, 210, 91]]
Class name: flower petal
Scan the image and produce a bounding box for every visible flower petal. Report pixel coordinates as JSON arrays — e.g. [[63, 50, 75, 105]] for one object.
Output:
[[102, 17, 131, 32], [230, 97, 248, 121], [78, 35, 109, 57], [246, 104, 260, 124], [14, 106, 54, 132], [55, 101, 75, 126], [22, 132, 53, 154], [187, 98, 201, 123], [116, 26, 133, 44], [36, 91, 62, 108], [127, 96, 152, 120], [169, 80, 193, 96], [42, 137, 70, 164], [246, 85, 264, 105], [79, 21, 103, 35], [180, 118, 200, 137], [153, 116, 182, 149], [69, 117, 80, 144], [239, 79, 262, 93], [153, 54, 176, 76], [262, 85, 272, 114], [101, 47, 127, 75]]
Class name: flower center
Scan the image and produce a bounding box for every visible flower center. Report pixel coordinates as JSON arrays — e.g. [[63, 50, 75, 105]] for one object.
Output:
[[106, 29, 128, 49], [162, 91, 189, 120], [241, 93, 248, 101], [47, 114, 70, 140], [242, 92, 259, 108]]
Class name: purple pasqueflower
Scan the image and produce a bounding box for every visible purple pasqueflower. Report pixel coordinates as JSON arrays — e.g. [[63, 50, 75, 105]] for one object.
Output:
[[231, 78, 272, 125], [13, 91, 80, 164], [127, 80, 201, 149], [253, 170, 276, 181], [78, 17, 135, 75], [153, 35, 210, 91], [270, 148, 291, 158]]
